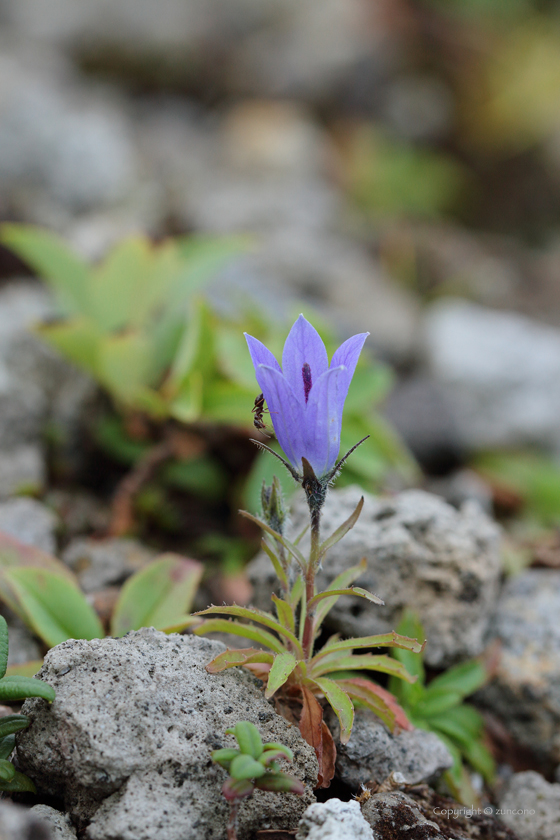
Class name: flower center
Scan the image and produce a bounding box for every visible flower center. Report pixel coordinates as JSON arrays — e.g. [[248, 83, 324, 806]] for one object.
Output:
[[302, 363, 312, 403]]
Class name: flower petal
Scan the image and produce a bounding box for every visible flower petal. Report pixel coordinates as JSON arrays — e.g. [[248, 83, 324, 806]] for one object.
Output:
[[282, 315, 328, 405], [245, 333, 282, 376], [303, 365, 345, 477], [255, 365, 305, 471], [330, 332, 369, 422]]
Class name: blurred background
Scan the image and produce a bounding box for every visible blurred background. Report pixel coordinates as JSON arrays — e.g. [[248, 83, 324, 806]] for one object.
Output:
[[2, 0, 560, 551]]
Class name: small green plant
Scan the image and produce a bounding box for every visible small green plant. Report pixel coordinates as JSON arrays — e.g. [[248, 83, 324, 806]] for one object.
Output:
[[212, 721, 304, 840], [0, 614, 55, 792], [0, 531, 202, 666], [388, 611, 495, 805], [196, 317, 422, 787]]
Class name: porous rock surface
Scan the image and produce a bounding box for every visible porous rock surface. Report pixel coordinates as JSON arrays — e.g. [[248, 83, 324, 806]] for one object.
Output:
[[329, 710, 452, 789], [30, 805, 77, 840], [477, 570, 560, 764], [16, 629, 317, 840], [0, 800, 53, 840], [361, 788, 519, 840], [248, 487, 502, 667], [497, 771, 560, 840], [296, 799, 373, 840]]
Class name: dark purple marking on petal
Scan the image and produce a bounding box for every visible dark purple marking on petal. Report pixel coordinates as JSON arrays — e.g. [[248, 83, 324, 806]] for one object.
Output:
[[302, 363, 312, 402], [282, 315, 328, 405]]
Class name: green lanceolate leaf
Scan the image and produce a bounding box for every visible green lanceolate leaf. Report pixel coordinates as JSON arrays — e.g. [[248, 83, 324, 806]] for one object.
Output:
[[194, 605, 303, 655], [271, 595, 295, 633], [265, 653, 298, 699], [0, 760, 15, 782], [315, 631, 423, 660], [89, 237, 152, 332], [415, 688, 462, 718], [261, 542, 288, 591], [0, 676, 55, 703], [97, 331, 155, 406], [317, 498, 364, 563], [111, 553, 203, 636], [0, 769, 36, 793], [0, 224, 90, 315], [311, 654, 415, 683], [255, 772, 305, 794], [226, 722, 263, 759], [36, 318, 101, 379], [194, 619, 285, 654], [391, 611, 426, 683], [204, 648, 274, 673], [459, 738, 495, 784], [260, 744, 293, 764], [426, 659, 488, 698], [313, 678, 354, 745], [289, 576, 305, 611], [336, 678, 398, 731], [0, 616, 8, 680], [0, 716, 29, 740], [308, 587, 383, 617], [238, 511, 307, 571], [428, 705, 484, 747], [311, 559, 367, 630], [0, 735, 15, 761], [2, 568, 103, 648]]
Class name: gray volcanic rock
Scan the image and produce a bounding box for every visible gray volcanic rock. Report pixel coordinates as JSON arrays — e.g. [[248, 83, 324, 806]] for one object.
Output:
[[16, 629, 317, 840], [0, 497, 58, 553], [61, 537, 155, 593], [296, 799, 374, 840], [0, 444, 45, 499], [425, 298, 560, 452], [0, 801, 55, 840], [30, 806, 77, 840], [329, 711, 452, 790], [477, 570, 560, 764], [497, 771, 560, 840], [248, 487, 502, 667]]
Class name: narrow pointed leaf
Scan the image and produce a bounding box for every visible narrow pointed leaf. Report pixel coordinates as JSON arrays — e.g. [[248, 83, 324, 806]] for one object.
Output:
[[3, 568, 103, 647], [194, 605, 302, 655], [0, 716, 29, 741], [289, 575, 304, 610], [415, 688, 462, 718], [111, 553, 203, 636], [0, 735, 15, 761], [0, 769, 36, 793], [392, 611, 426, 682], [261, 541, 288, 590], [312, 654, 415, 683], [337, 677, 413, 732], [308, 587, 383, 614], [36, 318, 101, 379], [316, 631, 424, 659], [265, 652, 298, 699], [0, 760, 15, 782], [317, 497, 364, 561], [194, 619, 285, 654], [271, 595, 295, 633], [0, 676, 55, 703], [239, 511, 306, 570], [260, 744, 293, 764], [0, 616, 8, 680], [0, 224, 90, 314], [426, 659, 487, 698], [204, 648, 275, 674], [313, 678, 354, 745], [312, 560, 368, 630]]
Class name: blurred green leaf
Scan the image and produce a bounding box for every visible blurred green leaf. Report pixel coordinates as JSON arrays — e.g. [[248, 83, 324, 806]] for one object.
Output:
[[427, 659, 488, 698], [2, 568, 103, 647], [265, 652, 298, 698], [0, 675, 55, 703], [475, 450, 560, 526], [111, 553, 203, 636], [36, 317, 101, 377], [0, 224, 90, 314]]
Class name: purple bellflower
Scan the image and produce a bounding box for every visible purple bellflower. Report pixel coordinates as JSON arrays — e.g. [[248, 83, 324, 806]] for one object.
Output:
[[245, 315, 369, 494]]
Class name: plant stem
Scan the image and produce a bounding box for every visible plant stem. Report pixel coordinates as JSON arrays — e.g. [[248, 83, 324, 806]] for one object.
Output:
[[227, 801, 239, 840], [302, 506, 321, 660]]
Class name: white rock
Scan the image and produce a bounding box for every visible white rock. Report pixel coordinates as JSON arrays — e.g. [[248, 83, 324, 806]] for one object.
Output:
[[296, 799, 374, 840]]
